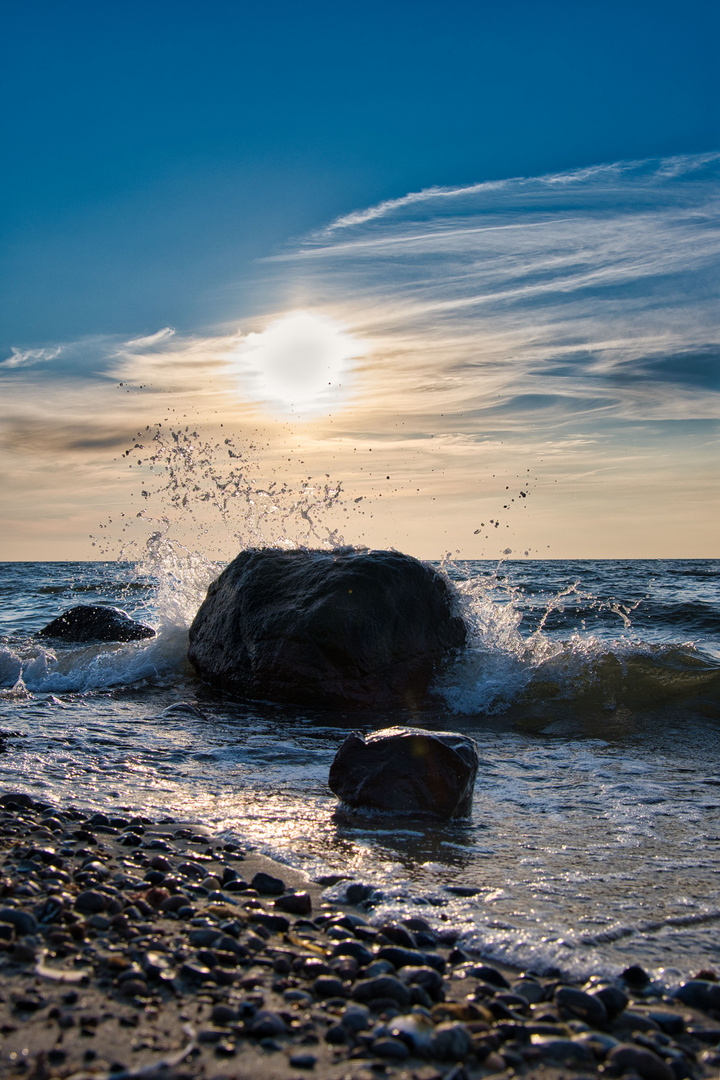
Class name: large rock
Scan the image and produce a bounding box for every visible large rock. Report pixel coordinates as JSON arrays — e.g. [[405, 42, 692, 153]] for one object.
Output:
[[328, 726, 479, 818], [187, 547, 466, 708], [38, 605, 155, 642]]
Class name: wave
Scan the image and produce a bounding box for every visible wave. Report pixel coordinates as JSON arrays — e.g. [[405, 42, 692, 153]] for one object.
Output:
[[0, 627, 190, 695]]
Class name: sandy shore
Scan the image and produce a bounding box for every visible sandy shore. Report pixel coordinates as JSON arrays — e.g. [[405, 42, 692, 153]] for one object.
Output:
[[0, 790, 719, 1080]]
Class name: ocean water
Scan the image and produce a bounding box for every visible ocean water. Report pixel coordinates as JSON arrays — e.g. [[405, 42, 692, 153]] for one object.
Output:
[[0, 555, 719, 989]]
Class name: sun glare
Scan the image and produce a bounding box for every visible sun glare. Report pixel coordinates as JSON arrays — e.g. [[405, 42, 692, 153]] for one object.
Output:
[[234, 310, 365, 417]]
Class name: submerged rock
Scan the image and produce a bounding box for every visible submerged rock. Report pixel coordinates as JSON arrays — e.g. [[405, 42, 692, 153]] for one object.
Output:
[[187, 547, 466, 708], [38, 605, 155, 642], [329, 726, 479, 819]]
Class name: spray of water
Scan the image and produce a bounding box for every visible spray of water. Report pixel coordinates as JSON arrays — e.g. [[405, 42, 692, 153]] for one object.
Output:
[[90, 423, 365, 631]]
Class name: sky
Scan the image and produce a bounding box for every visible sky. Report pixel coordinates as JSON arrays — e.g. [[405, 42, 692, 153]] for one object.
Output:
[[1, 0, 718, 560]]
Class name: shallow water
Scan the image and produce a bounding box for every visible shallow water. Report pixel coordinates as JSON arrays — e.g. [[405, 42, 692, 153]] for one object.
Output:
[[0, 557, 718, 987]]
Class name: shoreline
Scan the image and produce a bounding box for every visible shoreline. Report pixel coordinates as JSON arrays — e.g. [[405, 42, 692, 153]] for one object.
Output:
[[0, 791, 719, 1080]]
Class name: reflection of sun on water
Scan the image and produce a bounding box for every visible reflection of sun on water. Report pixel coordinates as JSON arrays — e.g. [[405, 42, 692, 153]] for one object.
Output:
[[234, 310, 365, 418]]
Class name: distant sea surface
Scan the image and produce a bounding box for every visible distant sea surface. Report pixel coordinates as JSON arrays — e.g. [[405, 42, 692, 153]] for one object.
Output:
[[1, 557, 719, 986]]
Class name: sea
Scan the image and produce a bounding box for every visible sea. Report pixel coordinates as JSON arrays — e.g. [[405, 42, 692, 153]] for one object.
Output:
[[0, 554, 719, 991]]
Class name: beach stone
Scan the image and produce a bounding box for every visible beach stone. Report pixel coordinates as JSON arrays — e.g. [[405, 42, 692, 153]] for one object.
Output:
[[211, 1003, 238, 1025], [532, 1037, 593, 1065], [513, 978, 544, 1004], [352, 975, 412, 1008], [373, 1036, 410, 1059], [675, 979, 720, 1012], [329, 727, 479, 819], [593, 984, 628, 1018], [251, 871, 285, 895], [556, 985, 608, 1026], [399, 964, 444, 1000], [38, 605, 155, 642], [275, 890, 312, 915], [341, 1003, 371, 1032], [345, 882, 375, 905], [0, 907, 37, 935], [387, 1012, 436, 1054], [314, 975, 345, 998], [607, 1042, 675, 1080], [289, 1052, 318, 1069], [187, 547, 466, 708], [431, 1021, 473, 1060], [325, 1023, 348, 1044], [250, 1010, 287, 1037], [332, 939, 373, 966], [467, 963, 509, 988]]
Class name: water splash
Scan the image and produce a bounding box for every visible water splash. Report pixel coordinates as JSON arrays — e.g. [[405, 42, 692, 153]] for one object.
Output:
[[434, 561, 719, 716], [89, 422, 366, 631]]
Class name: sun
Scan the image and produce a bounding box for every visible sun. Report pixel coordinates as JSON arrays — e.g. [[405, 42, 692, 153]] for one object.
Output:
[[234, 310, 366, 417]]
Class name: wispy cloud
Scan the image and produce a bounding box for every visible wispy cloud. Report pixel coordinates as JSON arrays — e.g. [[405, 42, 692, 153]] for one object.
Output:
[[1, 344, 63, 368], [269, 152, 720, 430]]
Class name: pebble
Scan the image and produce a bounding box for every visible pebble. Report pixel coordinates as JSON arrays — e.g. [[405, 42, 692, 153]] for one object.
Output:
[[1, 792, 720, 1080]]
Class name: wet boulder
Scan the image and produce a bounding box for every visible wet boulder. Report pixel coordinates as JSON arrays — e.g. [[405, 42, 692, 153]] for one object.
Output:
[[38, 605, 155, 642], [187, 547, 466, 708], [329, 726, 479, 819]]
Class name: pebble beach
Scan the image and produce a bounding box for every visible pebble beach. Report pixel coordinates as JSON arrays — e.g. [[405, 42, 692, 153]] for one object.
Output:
[[1, 791, 720, 1080]]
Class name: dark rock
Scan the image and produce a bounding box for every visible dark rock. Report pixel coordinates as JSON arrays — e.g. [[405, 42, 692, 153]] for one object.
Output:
[[187, 547, 466, 708], [0, 792, 41, 809], [314, 975, 346, 999], [251, 871, 285, 895], [331, 940, 373, 966], [377, 944, 426, 970], [431, 1021, 473, 1061], [0, 907, 37, 935], [38, 605, 155, 642], [593, 984, 628, 1019], [380, 923, 417, 948], [180, 961, 213, 982], [467, 964, 510, 989], [250, 1010, 287, 1038], [345, 883, 375, 905], [325, 1023, 348, 1044], [399, 964, 444, 1000], [249, 912, 290, 934], [329, 726, 478, 819], [373, 1037, 410, 1059], [675, 979, 720, 1012], [607, 1042, 675, 1080], [352, 975, 412, 1008], [211, 1003, 238, 1025], [341, 1004, 371, 1031], [623, 964, 651, 986], [289, 1052, 318, 1068], [647, 1011, 685, 1035], [556, 985, 607, 1026], [274, 891, 312, 915], [533, 1038, 593, 1065]]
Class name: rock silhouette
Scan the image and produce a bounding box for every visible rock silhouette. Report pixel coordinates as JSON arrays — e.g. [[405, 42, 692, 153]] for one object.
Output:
[[329, 726, 479, 819], [187, 547, 466, 708], [38, 605, 155, 642]]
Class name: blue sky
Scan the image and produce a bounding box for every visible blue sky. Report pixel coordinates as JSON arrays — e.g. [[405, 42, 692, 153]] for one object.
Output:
[[1, 0, 718, 558]]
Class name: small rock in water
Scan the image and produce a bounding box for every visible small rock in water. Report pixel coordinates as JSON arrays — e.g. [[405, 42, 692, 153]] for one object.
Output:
[[38, 605, 155, 642], [329, 726, 479, 819]]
